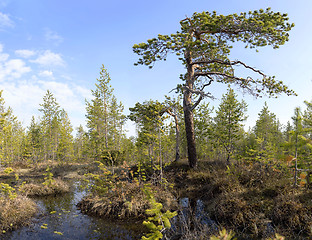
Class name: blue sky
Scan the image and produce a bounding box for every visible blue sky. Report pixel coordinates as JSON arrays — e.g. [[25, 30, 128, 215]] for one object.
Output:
[[0, 0, 311, 136]]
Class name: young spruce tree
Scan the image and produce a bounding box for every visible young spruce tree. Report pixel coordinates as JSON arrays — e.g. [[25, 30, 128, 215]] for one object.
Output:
[[253, 102, 283, 160], [214, 86, 247, 163]]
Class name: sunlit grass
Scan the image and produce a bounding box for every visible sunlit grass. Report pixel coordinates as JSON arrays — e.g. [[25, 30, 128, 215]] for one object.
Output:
[[20, 178, 70, 197], [0, 195, 37, 232]]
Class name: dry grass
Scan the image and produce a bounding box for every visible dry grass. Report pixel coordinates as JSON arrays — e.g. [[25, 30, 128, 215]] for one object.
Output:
[[272, 194, 312, 237], [0, 195, 37, 232], [78, 181, 177, 220], [164, 159, 312, 239], [20, 178, 70, 197]]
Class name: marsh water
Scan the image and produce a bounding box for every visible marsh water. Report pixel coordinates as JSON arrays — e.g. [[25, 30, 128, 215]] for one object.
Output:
[[1, 178, 218, 240], [2, 182, 141, 240]]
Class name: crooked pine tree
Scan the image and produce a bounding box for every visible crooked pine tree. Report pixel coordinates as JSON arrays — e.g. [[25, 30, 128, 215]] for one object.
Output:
[[133, 8, 295, 168]]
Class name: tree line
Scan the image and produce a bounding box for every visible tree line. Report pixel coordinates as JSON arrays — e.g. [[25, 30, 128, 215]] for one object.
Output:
[[0, 64, 312, 172]]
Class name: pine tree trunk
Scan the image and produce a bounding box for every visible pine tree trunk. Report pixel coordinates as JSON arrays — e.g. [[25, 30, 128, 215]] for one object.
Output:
[[183, 101, 197, 168], [184, 49, 198, 168]]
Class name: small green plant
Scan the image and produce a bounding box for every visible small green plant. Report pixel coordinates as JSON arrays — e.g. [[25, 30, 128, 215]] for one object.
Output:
[[141, 184, 177, 240], [17, 180, 27, 193], [3, 167, 14, 174], [210, 229, 236, 240], [43, 167, 54, 186], [84, 161, 117, 196], [0, 168, 17, 199], [267, 233, 285, 240], [0, 182, 16, 200]]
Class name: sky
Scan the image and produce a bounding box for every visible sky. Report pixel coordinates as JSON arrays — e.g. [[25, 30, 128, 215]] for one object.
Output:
[[0, 0, 312, 137]]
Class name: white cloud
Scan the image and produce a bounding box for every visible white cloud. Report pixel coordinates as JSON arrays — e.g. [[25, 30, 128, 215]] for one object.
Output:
[[0, 12, 14, 29], [0, 45, 31, 81], [0, 59, 31, 81], [15, 49, 36, 58], [39, 70, 54, 78], [31, 50, 65, 67], [0, 43, 9, 62], [0, 81, 45, 125], [75, 85, 92, 100], [5, 59, 31, 77], [44, 29, 63, 44], [37, 80, 85, 113], [0, 80, 89, 130], [0, 53, 9, 62]]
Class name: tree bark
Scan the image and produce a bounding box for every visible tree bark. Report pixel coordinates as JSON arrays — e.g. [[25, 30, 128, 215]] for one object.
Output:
[[183, 101, 197, 168], [183, 48, 198, 168]]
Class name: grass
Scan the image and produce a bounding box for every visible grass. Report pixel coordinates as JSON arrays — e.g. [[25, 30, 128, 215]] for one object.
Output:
[[165, 158, 312, 239], [7, 158, 308, 239], [0, 161, 87, 234], [78, 181, 177, 220], [19, 178, 70, 197], [0, 195, 37, 233]]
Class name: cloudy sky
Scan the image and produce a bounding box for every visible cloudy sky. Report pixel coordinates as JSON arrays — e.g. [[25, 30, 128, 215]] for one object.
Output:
[[0, 0, 312, 136]]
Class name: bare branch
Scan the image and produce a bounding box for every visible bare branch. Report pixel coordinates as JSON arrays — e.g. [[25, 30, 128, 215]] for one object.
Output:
[[190, 95, 203, 111], [192, 59, 266, 77], [169, 87, 178, 93], [200, 78, 214, 91], [194, 71, 259, 96], [183, 86, 216, 111]]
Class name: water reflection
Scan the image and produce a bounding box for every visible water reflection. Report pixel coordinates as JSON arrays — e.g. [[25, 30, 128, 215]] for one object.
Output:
[[3, 182, 139, 240]]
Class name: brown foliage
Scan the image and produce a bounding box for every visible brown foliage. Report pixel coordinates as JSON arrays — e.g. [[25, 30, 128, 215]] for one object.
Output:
[[78, 182, 177, 220], [168, 159, 312, 239], [0, 196, 37, 232], [20, 179, 70, 197]]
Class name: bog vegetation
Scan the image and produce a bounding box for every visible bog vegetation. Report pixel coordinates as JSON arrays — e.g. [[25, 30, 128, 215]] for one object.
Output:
[[1, 7, 312, 240]]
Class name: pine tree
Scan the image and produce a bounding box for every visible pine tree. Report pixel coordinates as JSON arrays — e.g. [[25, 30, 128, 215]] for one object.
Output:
[[86, 65, 125, 162], [253, 102, 283, 160], [303, 99, 312, 139], [133, 8, 295, 168], [164, 96, 183, 162], [0, 90, 25, 165], [26, 116, 42, 163], [74, 125, 89, 162], [285, 108, 312, 165], [194, 102, 214, 160], [129, 100, 165, 165], [285, 107, 312, 186], [109, 95, 125, 150], [214, 87, 247, 163], [39, 90, 61, 161], [57, 109, 74, 162]]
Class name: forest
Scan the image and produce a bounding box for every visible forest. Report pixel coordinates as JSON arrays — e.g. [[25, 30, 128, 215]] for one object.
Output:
[[1, 8, 312, 240]]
